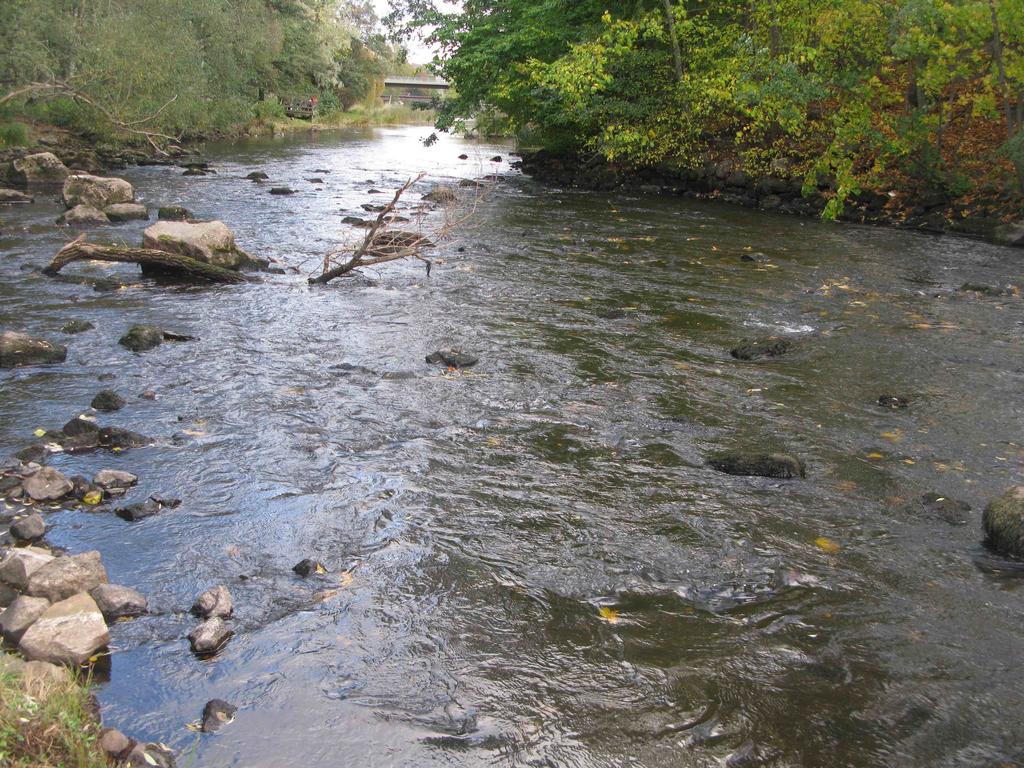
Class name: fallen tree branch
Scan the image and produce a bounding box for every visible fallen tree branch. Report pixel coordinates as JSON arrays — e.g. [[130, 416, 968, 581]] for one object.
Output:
[[309, 173, 426, 285], [43, 235, 251, 284]]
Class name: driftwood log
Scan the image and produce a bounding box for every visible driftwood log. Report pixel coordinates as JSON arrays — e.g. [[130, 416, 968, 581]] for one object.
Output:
[[44, 235, 250, 284]]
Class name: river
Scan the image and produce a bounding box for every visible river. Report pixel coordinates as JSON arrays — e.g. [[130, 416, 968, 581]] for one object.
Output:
[[1, 125, 1023, 767]]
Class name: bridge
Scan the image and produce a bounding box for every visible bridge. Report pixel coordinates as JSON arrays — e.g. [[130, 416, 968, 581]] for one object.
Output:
[[383, 75, 450, 90]]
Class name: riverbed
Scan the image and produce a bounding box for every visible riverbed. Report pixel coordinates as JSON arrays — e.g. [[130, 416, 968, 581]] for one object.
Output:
[[2, 125, 1023, 767]]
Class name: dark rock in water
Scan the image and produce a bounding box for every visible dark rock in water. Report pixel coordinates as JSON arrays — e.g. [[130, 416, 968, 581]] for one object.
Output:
[[367, 188, 383, 194], [115, 494, 174, 521], [61, 320, 94, 334], [192, 585, 233, 619], [98, 426, 151, 449], [292, 558, 325, 577], [104, 203, 149, 222], [306, 177, 324, 184], [90, 583, 147, 619], [13, 444, 47, 464], [730, 336, 795, 361], [959, 282, 1017, 297], [489, 155, 502, 163], [119, 325, 163, 352], [70, 476, 100, 502], [920, 492, 971, 525], [182, 168, 210, 176], [0, 331, 67, 368], [91, 389, 126, 412], [126, 742, 176, 768], [426, 350, 478, 369], [342, 215, 369, 226], [373, 231, 433, 251], [63, 416, 100, 439], [201, 699, 238, 733], [458, 154, 469, 160], [157, 205, 191, 221], [246, 171, 269, 181], [361, 202, 386, 212], [877, 395, 908, 409], [269, 187, 296, 195], [161, 330, 196, 343], [98, 373, 116, 382], [422, 186, 457, 204], [22, 467, 75, 501], [983, 486, 1024, 558], [11, 513, 46, 542], [189, 616, 232, 655], [708, 451, 805, 479]]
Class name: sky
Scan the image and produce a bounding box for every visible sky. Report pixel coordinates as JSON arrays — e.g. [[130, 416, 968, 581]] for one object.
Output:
[[371, 0, 436, 64]]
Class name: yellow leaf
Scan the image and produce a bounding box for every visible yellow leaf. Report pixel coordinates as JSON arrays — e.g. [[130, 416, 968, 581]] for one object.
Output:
[[598, 606, 620, 624], [83, 491, 102, 506], [902, 458, 917, 465], [866, 452, 884, 460], [815, 537, 840, 554], [33, 428, 46, 437], [880, 430, 902, 442], [315, 563, 327, 574]]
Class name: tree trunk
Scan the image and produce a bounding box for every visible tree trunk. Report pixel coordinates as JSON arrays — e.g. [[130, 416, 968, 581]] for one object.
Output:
[[661, 0, 684, 81], [44, 236, 251, 284]]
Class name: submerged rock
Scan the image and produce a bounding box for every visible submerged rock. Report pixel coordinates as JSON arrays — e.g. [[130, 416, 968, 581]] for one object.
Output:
[[201, 699, 238, 733], [119, 325, 163, 352], [730, 336, 795, 361], [920, 492, 971, 525], [157, 205, 191, 222], [708, 451, 805, 479], [11, 152, 70, 188], [26, 551, 108, 603], [0, 331, 67, 368], [97, 426, 151, 449], [11, 512, 46, 542], [246, 171, 269, 181], [115, 495, 176, 521], [104, 203, 149, 222], [426, 350, 478, 369], [0, 595, 50, 644], [292, 558, 325, 577], [18, 592, 110, 666], [62, 173, 134, 209], [22, 467, 74, 502], [877, 395, 909, 409], [192, 585, 233, 619], [983, 486, 1024, 558], [90, 584, 147, 620], [91, 389, 126, 412], [269, 187, 296, 195], [61, 320, 94, 334], [188, 616, 232, 655]]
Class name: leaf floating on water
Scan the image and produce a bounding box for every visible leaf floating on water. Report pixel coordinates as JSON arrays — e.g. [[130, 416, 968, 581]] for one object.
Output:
[[185, 721, 202, 732], [866, 452, 884, 461], [815, 537, 841, 554], [143, 752, 159, 766], [33, 428, 46, 437], [881, 430, 903, 442], [315, 563, 327, 574], [83, 491, 102, 506], [598, 606, 620, 624]]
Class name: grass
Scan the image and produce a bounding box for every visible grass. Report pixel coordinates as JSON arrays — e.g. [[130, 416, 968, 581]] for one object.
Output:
[[248, 103, 436, 136], [0, 669, 107, 768], [0, 121, 30, 147]]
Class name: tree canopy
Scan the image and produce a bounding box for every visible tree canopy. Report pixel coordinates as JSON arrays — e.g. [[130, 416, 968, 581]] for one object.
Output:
[[389, 0, 1024, 210]]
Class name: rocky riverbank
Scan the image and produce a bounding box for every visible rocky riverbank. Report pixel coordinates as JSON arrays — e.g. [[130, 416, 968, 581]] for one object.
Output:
[[515, 150, 1024, 249]]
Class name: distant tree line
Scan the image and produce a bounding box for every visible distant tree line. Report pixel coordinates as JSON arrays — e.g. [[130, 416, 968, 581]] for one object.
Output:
[[0, 0, 411, 141]]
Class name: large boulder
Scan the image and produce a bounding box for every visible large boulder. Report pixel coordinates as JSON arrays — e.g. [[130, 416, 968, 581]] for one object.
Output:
[[26, 551, 108, 603], [983, 486, 1024, 557], [18, 592, 110, 666], [10, 152, 70, 188], [62, 174, 134, 209], [0, 547, 54, 590], [0, 331, 67, 368], [0, 595, 50, 644], [90, 584, 147, 620], [57, 204, 109, 227], [142, 220, 258, 270], [21, 467, 74, 502]]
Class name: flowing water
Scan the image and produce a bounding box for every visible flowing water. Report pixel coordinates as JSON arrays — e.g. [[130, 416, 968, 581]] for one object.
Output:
[[1, 125, 1023, 767]]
